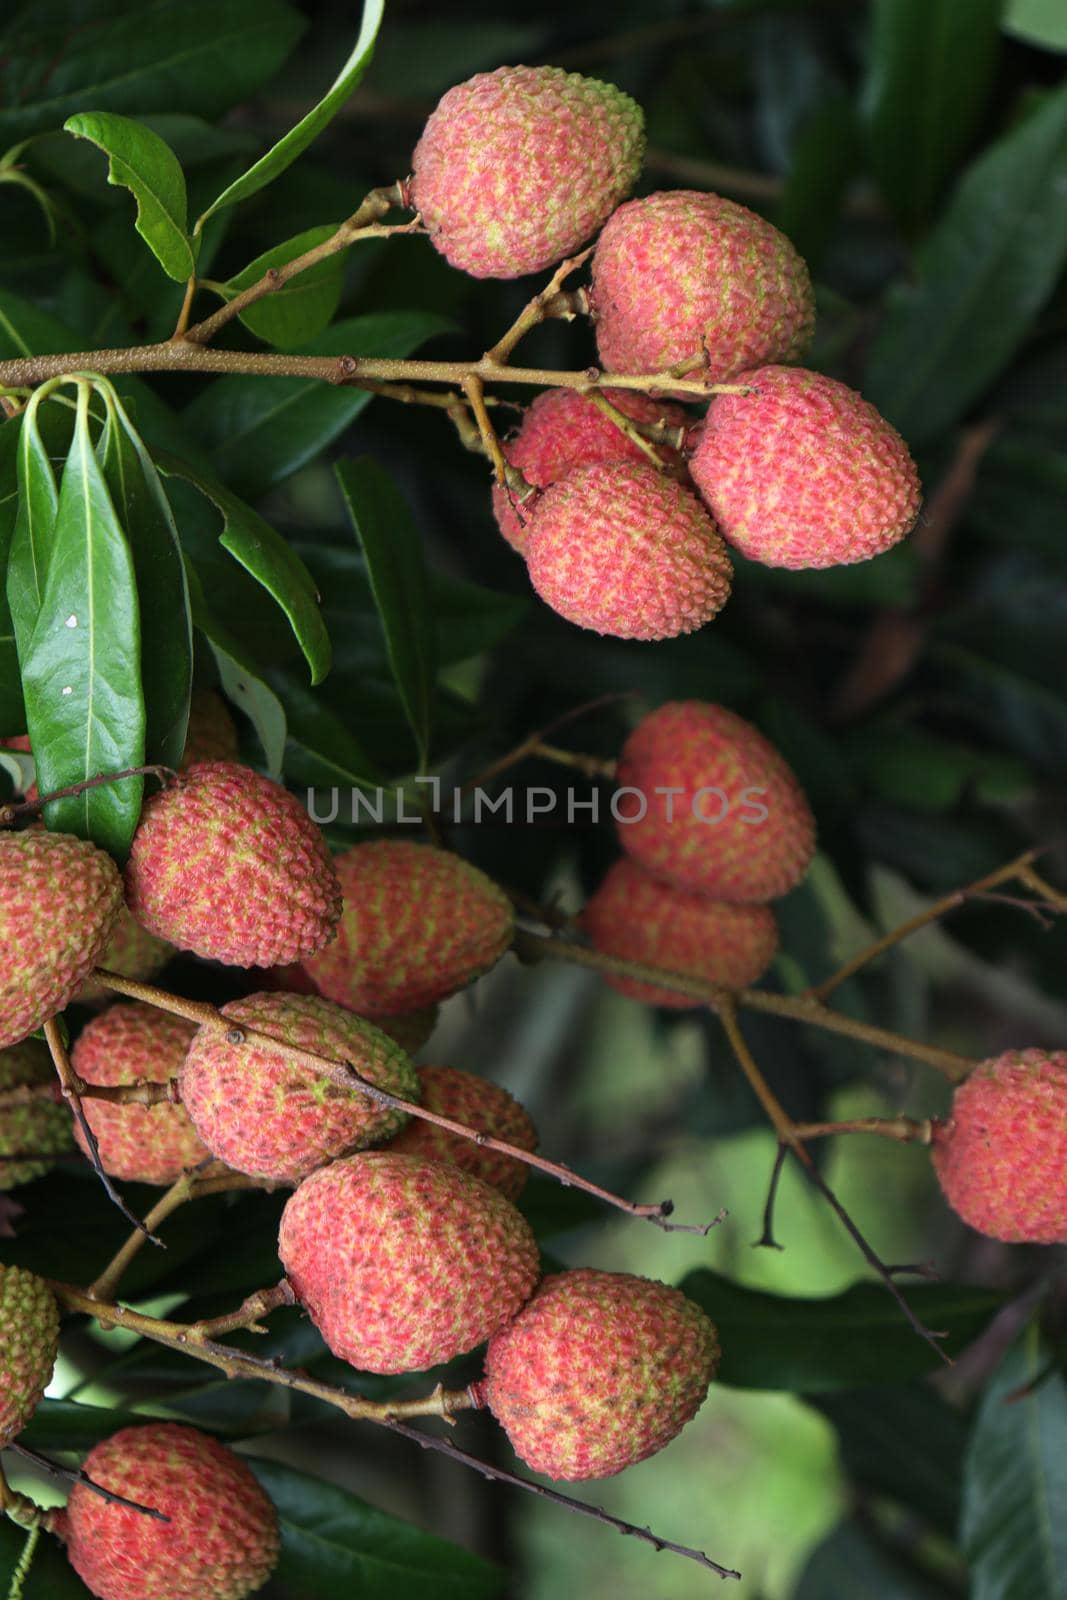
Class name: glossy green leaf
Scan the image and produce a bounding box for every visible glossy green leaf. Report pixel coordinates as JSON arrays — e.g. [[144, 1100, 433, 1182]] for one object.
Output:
[[226, 225, 344, 348], [776, 89, 859, 271], [157, 451, 329, 685], [268, 670, 384, 791], [0, 288, 99, 360], [962, 1323, 1067, 1599], [795, 1518, 945, 1599], [862, 0, 1003, 232], [21, 1398, 148, 1451], [99, 391, 192, 767], [681, 1268, 1003, 1389], [336, 458, 436, 768], [183, 561, 287, 779], [7, 397, 59, 665], [196, 0, 384, 229], [63, 111, 194, 281], [247, 1458, 505, 1598], [0, 416, 25, 729], [182, 312, 455, 496], [813, 1384, 966, 1537], [865, 82, 1067, 440], [0, 0, 305, 143], [21, 385, 144, 853], [1004, 0, 1067, 49]]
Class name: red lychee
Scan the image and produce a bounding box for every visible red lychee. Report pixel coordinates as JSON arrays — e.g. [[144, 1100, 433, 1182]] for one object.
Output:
[[387, 1065, 538, 1199], [615, 701, 816, 903], [411, 65, 645, 279], [525, 460, 732, 639], [278, 1151, 541, 1374], [580, 858, 778, 1004], [690, 365, 922, 569]]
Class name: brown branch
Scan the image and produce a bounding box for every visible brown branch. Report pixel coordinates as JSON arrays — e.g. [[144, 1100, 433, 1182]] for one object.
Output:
[[754, 1143, 788, 1251], [8, 1443, 168, 1521], [484, 249, 592, 366], [459, 692, 632, 798], [461, 373, 508, 485], [1, 764, 174, 827], [789, 1116, 934, 1143]]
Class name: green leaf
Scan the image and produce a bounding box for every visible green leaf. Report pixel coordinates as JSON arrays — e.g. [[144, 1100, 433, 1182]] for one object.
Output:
[[21, 1398, 148, 1451], [246, 1458, 505, 1598], [99, 391, 192, 768], [0, 0, 305, 143], [63, 111, 194, 281], [795, 1518, 946, 1599], [203, 641, 286, 781], [336, 458, 436, 768], [681, 1268, 1003, 1390], [1004, 0, 1067, 49], [21, 385, 144, 854], [196, 0, 384, 229], [7, 399, 59, 665], [776, 89, 859, 271], [962, 1323, 1067, 1599], [862, 0, 1003, 232], [0, 416, 26, 729], [267, 671, 384, 790], [226, 225, 344, 348], [813, 1384, 966, 1538], [0, 1516, 91, 1598], [182, 311, 455, 496], [156, 451, 329, 685], [0, 289, 85, 360], [865, 82, 1067, 441]]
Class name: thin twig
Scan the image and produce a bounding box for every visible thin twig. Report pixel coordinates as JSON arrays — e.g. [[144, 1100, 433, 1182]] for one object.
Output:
[[459, 692, 631, 798], [754, 1143, 788, 1251], [484, 249, 592, 365], [8, 1443, 168, 1521]]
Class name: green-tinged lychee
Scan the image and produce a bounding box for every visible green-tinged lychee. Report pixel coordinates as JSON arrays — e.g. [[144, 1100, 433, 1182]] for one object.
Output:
[[125, 763, 342, 968], [62, 1422, 279, 1600], [615, 701, 816, 903], [70, 1003, 209, 1185], [0, 1039, 73, 1188], [0, 829, 124, 1048], [580, 858, 778, 1004], [179, 991, 419, 1184], [932, 1049, 1067, 1244], [180, 689, 240, 770], [483, 1268, 719, 1479], [525, 460, 733, 640], [690, 365, 922, 569], [278, 1151, 541, 1374], [590, 189, 814, 379], [0, 1265, 59, 1447], [492, 389, 691, 555], [77, 906, 175, 1005], [387, 1065, 538, 1199], [300, 840, 514, 1015], [410, 65, 645, 279]]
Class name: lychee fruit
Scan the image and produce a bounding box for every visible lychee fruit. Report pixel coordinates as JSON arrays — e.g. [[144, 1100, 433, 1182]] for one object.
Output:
[[77, 906, 175, 1005], [70, 1003, 209, 1185], [615, 701, 816, 902], [179, 991, 420, 1184], [62, 1422, 279, 1600], [387, 1065, 538, 1199], [590, 190, 814, 380], [278, 1151, 540, 1374], [492, 389, 691, 555], [180, 689, 239, 770], [262, 963, 439, 1053], [580, 859, 778, 1004], [410, 65, 645, 279], [125, 762, 342, 968], [931, 1050, 1067, 1244], [690, 365, 922, 569], [0, 1265, 59, 1447], [525, 460, 733, 640], [483, 1269, 719, 1479], [300, 840, 514, 1015], [0, 1039, 74, 1188], [0, 828, 124, 1048]]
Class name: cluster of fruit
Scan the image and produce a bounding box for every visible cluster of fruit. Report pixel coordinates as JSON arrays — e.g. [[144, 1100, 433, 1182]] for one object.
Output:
[[410, 64, 922, 639]]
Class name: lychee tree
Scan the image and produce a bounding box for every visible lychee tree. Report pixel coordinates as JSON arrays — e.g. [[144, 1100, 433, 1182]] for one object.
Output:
[[0, 2, 1066, 1597]]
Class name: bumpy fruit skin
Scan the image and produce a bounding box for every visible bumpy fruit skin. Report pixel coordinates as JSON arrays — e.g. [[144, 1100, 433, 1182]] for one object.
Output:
[[525, 461, 733, 640], [690, 365, 922, 569], [483, 1269, 719, 1480], [932, 1050, 1067, 1244], [0, 1040, 74, 1188], [71, 1003, 208, 1184], [616, 701, 816, 902], [180, 991, 419, 1183], [388, 1066, 538, 1199], [0, 1266, 59, 1447], [77, 906, 175, 1005], [125, 763, 341, 968], [0, 829, 123, 1048], [63, 1423, 279, 1600], [492, 390, 691, 554], [591, 190, 814, 379], [180, 689, 239, 770], [262, 963, 440, 1052], [301, 840, 514, 1014], [411, 65, 645, 279], [278, 1151, 541, 1374], [580, 859, 778, 1005]]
